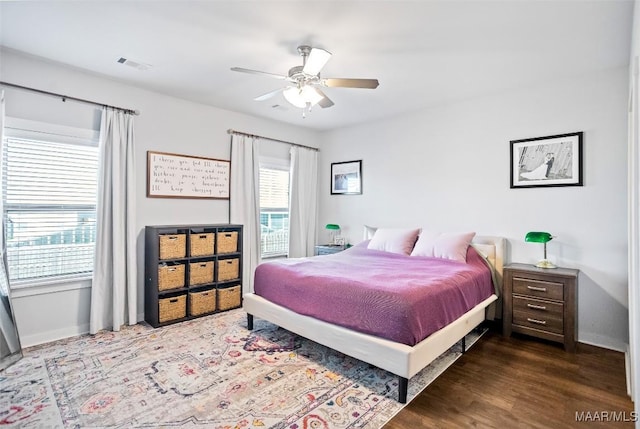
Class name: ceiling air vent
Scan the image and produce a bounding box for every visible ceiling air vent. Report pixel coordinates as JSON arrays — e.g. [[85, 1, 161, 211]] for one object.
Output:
[[117, 57, 152, 71]]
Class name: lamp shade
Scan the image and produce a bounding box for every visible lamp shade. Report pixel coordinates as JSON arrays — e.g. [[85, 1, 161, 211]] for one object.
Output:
[[283, 85, 324, 109], [525, 231, 553, 243], [283, 87, 307, 108], [525, 231, 556, 268], [325, 224, 340, 230]]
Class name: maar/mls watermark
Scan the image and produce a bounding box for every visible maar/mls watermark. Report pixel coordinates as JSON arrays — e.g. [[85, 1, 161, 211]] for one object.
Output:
[[575, 411, 638, 423]]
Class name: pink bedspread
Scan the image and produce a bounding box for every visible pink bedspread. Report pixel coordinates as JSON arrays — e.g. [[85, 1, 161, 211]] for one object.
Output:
[[253, 243, 495, 346]]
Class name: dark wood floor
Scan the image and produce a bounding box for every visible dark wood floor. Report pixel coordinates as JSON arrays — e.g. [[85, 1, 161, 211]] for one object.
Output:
[[384, 329, 634, 428]]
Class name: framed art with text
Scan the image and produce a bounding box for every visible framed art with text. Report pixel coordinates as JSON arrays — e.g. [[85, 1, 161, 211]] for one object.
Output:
[[147, 151, 230, 199], [331, 160, 362, 195], [510, 132, 583, 189]]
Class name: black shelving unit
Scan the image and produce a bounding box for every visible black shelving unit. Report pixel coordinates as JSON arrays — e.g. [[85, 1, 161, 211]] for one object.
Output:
[[144, 224, 243, 327]]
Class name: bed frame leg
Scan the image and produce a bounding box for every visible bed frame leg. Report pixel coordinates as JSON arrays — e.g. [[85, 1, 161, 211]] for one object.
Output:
[[398, 376, 408, 403], [247, 314, 254, 330], [462, 335, 466, 354]]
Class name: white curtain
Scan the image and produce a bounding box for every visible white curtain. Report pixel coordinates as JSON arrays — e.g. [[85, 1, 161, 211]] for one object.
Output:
[[0, 90, 22, 356], [90, 108, 137, 334], [230, 134, 261, 294], [288, 146, 318, 257]]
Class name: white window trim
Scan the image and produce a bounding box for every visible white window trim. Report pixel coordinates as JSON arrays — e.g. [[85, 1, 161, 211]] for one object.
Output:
[[4, 117, 99, 145], [260, 156, 290, 171], [3, 117, 99, 291], [10, 276, 92, 298]]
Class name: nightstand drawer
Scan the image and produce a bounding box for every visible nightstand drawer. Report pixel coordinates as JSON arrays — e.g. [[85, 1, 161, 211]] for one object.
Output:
[[513, 296, 564, 318], [513, 277, 563, 301], [513, 310, 563, 335]]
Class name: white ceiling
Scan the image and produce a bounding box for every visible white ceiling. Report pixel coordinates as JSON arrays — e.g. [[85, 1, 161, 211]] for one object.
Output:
[[0, 1, 634, 131]]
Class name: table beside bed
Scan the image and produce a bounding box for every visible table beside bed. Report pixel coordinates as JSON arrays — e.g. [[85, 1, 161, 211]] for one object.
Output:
[[502, 263, 578, 352]]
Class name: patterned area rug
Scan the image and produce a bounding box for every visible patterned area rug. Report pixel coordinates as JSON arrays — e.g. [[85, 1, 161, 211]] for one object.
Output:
[[1, 309, 482, 428]]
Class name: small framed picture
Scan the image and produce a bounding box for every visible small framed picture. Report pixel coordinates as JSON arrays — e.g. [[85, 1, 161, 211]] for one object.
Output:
[[510, 132, 583, 189], [331, 160, 362, 195]]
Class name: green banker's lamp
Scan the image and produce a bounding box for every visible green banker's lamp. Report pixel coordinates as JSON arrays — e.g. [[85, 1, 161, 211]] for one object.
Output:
[[525, 231, 556, 269], [325, 224, 341, 245]]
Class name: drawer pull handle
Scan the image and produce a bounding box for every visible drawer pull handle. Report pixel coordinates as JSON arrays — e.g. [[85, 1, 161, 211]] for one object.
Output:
[[527, 317, 547, 325], [527, 286, 547, 292], [527, 303, 547, 310]]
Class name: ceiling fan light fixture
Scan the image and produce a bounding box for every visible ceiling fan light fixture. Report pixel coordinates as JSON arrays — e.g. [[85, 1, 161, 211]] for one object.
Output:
[[283, 85, 324, 109], [301, 86, 324, 105], [283, 87, 307, 108]]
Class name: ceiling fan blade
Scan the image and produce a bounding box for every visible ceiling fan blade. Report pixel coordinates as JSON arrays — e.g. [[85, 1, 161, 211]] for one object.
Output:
[[322, 78, 379, 89], [254, 88, 284, 102], [314, 88, 334, 108], [303, 48, 332, 76], [231, 67, 288, 80]]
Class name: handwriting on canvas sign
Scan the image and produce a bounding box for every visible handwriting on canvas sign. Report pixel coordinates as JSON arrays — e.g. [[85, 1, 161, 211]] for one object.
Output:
[[149, 152, 230, 198]]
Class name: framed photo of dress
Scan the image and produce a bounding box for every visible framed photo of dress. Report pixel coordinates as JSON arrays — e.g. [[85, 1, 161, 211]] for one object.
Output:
[[510, 132, 583, 189], [331, 160, 362, 195]]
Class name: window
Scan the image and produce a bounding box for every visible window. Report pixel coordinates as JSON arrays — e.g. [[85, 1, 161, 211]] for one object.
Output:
[[259, 161, 289, 258], [2, 119, 99, 285]]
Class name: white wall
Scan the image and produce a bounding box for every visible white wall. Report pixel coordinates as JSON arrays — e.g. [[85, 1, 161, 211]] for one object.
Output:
[[1, 49, 320, 346], [318, 67, 629, 351]]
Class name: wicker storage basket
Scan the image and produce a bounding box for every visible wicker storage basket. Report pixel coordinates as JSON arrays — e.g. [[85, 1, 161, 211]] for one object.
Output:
[[190, 233, 215, 257], [217, 258, 239, 282], [158, 264, 185, 291], [218, 285, 241, 311], [189, 261, 214, 286], [189, 289, 216, 316], [217, 231, 238, 254], [159, 294, 186, 323], [159, 234, 187, 260]]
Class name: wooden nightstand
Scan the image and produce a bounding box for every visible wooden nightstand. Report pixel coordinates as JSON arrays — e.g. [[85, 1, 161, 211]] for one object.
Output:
[[314, 244, 346, 255], [503, 263, 578, 352]]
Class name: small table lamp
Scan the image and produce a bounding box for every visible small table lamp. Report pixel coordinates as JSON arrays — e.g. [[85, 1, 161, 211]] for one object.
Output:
[[325, 224, 341, 245], [525, 231, 556, 269]]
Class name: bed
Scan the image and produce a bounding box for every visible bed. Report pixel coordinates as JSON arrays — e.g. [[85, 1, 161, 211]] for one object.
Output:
[[243, 234, 505, 403]]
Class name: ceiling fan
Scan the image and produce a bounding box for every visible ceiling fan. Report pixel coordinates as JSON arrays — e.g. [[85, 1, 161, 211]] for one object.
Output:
[[231, 45, 379, 116]]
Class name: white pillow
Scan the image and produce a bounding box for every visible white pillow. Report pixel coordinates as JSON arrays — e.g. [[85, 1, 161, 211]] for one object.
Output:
[[363, 225, 378, 240], [410, 231, 476, 262], [367, 228, 420, 255]]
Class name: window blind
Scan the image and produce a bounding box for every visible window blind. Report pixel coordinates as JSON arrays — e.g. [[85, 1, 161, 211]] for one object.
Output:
[[259, 167, 289, 209], [2, 137, 99, 282], [259, 166, 290, 258]]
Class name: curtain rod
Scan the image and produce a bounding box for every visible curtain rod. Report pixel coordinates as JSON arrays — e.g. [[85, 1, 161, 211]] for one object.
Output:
[[227, 128, 318, 152], [0, 81, 140, 116]]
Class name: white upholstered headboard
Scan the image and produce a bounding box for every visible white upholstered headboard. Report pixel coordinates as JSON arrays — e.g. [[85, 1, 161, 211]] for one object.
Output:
[[471, 235, 505, 290], [472, 235, 505, 319]]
